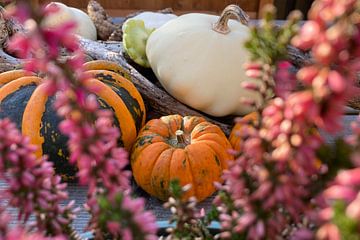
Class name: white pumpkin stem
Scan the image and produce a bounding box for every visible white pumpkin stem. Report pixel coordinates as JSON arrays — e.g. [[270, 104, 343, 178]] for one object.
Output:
[[175, 130, 187, 147], [213, 5, 249, 34]]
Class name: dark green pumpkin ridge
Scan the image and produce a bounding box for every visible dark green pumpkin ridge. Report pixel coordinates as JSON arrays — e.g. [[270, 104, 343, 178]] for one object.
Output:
[[0, 84, 37, 130], [214, 156, 221, 166], [182, 159, 186, 167], [94, 72, 115, 82], [41, 96, 77, 180], [101, 77, 144, 133], [136, 134, 157, 147], [40, 95, 124, 181], [96, 97, 124, 147]]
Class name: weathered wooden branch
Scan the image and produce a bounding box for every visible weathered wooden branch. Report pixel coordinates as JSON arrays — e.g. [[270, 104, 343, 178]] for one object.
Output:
[[78, 38, 234, 134], [0, 12, 357, 135]]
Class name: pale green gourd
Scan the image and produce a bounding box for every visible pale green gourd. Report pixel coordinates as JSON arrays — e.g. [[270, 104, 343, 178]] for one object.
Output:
[[122, 19, 155, 68]]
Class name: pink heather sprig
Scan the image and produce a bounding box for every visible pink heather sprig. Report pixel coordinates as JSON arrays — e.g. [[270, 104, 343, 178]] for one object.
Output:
[[346, 116, 360, 167], [316, 169, 360, 239], [240, 6, 301, 113], [90, 192, 158, 240], [7, 1, 157, 238], [8, 0, 130, 194], [0, 207, 10, 237], [162, 180, 210, 239], [0, 206, 65, 240], [314, 116, 360, 239], [215, 1, 359, 239], [0, 118, 77, 236], [214, 7, 319, 239], [214, 110, 322, 239], [291, 0, 360, 132]]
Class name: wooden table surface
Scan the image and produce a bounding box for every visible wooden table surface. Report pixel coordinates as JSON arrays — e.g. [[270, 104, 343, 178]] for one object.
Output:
[[31, 0, 275, 19]]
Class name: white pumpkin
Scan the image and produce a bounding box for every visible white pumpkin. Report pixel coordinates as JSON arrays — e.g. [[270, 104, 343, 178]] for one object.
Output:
[[130, 12, 177, 29], [43, 2, 97, 40], [146, 5, 264, 117]]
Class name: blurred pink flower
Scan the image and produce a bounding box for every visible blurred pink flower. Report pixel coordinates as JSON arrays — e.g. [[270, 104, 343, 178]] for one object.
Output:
[[274, 61, 296, 99], [0, 119, 77, 236], [316, 223, 341, 240]]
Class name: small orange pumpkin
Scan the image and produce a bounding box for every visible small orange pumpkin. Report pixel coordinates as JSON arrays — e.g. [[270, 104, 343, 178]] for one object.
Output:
[[131, 114, 234, 202], [229, 112, 258, 151]]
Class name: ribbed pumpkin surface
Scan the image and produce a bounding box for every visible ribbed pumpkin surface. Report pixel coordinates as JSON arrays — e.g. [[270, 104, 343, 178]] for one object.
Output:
[[229, 112, 258, 151], [0, 68, 146, 180], [131, 114, 234, 202]]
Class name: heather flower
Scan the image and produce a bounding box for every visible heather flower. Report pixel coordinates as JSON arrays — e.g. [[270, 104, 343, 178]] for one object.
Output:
[[7, 1, 157, 238], [0, 118, 77, 236], [274, 61, 296, 99], [215, 1, 360, 239], [92, 192, 158, 240], [0, 207, 11, 237], [1, 227, 66, 240], [315, 116, 360, 238], [291, 0, 359, 133], [162, 180, 211, 240]]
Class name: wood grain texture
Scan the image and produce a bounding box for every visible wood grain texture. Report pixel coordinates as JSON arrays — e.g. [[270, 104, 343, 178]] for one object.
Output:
[[37, 0, 262, 18], [258, 0, 274, 17]]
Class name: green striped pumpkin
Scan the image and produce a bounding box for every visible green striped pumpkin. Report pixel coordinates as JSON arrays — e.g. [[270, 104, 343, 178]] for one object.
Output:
[[0, 69, 146, 181]]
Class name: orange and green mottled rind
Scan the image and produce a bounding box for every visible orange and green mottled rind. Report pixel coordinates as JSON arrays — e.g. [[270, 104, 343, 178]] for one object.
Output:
[[0, 67, 146, 181], [83, 60, 132, 81]]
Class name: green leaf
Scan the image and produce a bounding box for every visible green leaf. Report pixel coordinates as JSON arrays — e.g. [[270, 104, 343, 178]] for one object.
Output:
[[244, 8, 302, 65], [169, 179, 183, 199], [332, 200, 359, 240]]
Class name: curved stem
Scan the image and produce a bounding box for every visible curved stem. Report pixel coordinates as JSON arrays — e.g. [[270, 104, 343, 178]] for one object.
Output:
[[212, 4, 249, 34]]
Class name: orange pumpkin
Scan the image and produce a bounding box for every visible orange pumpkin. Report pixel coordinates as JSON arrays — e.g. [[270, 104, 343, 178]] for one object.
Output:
[[131, 114, 234, 202], [229, 112, 258, 151]]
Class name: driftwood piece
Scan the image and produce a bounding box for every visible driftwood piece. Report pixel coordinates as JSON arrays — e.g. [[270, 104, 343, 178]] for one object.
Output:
[[0, 7, 22, 71], [0, 49, 21, 72], [0, 12, 356, 134], [87, 0, 121, 41], [78, 38, 234, 134], [87, 0, 175, 41]]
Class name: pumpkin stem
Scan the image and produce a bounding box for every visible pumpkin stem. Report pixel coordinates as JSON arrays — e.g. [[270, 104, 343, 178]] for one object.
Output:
[[212, 4, 249, 34], [175, 130, 187, 148]]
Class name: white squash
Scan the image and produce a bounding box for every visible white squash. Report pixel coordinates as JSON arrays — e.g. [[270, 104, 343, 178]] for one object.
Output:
[[130, 12, 177, 29], [43, 2, 97, 40], [146, 5, 264, 117], [69, 7, 97, 40]]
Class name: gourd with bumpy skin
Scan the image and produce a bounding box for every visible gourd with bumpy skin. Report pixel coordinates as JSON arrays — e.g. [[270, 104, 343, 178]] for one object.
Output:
[[0, 65, 146, 181], [131, 114, 234, 202], [146, 5, 265, 117], [122, 19, 155, 68]]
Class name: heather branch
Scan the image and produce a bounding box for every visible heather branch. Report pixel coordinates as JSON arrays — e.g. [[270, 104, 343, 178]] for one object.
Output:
[[6, 1, 158, 238]]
